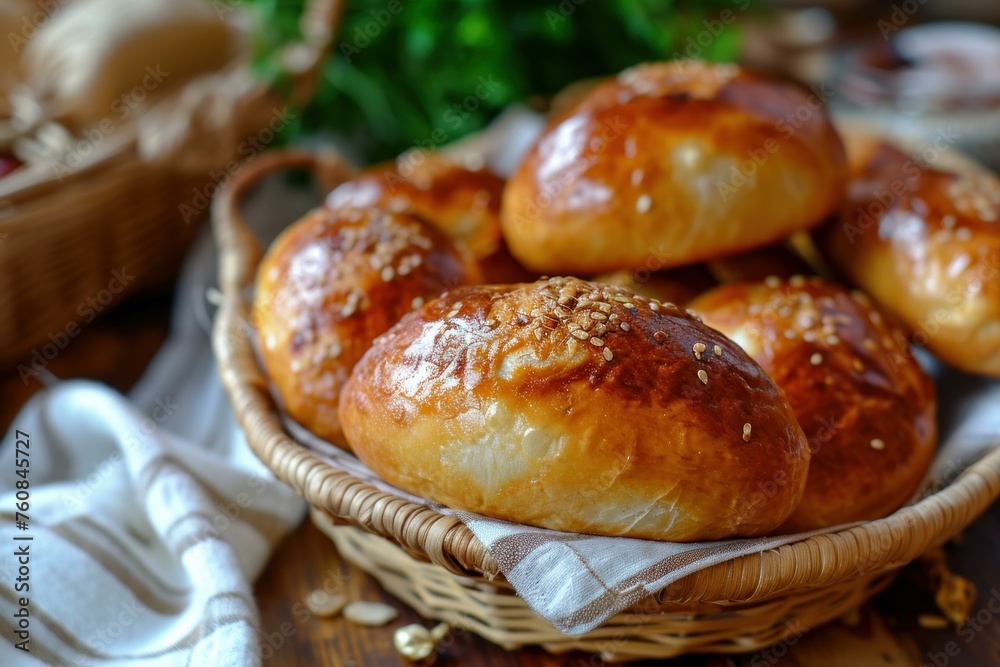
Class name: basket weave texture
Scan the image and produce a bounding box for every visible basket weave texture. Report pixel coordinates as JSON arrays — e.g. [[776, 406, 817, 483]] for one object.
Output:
[[0, 0, 342, 368], [212, 149, 1000, 660]]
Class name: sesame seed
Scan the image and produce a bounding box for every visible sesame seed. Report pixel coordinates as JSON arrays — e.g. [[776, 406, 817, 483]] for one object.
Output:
[[653, 331, 667, 343], [636, 195, 652, 214], [810, 352, 823, 365], [784, 330, 798, 340], [826, 335, 840, 345], [870, 438, 885, 451], [590, 337, 605, 347], [485, 318, 497, 327], [649, 301, 660, 311], [342, 301, 358, 317], [612, 295, 631, 303], [603, 347, 614, 361], [595, 324, 608, 335], [765, 275, 780, 288], [789, 275, 805, 287], [956, 228, 972, 241], [631, 169, 644, 186], [533, 328, 544, 340], [742, 423, 752, 442], [697, 369, 708, 384], [620, 322, 631, 332], [713, 345, 722, 356], [693, 342, 707, 359], [590, 312, 608, 321], [622, 302, 636, 309], [571, 330, 589, 340]]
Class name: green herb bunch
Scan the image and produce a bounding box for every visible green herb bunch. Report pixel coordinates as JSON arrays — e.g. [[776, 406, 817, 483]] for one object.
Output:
[[248, 0, 749, 164]]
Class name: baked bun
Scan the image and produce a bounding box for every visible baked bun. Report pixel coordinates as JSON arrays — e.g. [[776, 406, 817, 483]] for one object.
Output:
[[340, 276, 810, 541], [593, 264, 717, 305], [689, 277, 936, 531], [326, 154, 504, 258], [818, 133, 1000, 376], [255, 207, 480, 446], [501, 60, 848, 274]]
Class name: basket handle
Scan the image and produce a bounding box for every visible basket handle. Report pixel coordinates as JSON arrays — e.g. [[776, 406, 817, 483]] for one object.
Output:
[[137, 0, 345, 172], [212, 149, 356, 295]]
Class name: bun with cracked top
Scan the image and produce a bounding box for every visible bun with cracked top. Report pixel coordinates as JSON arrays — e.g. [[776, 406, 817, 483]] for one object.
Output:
[[818, 131, 1000, 376], [501, 60, 847, 274], [255, 206, 480, 447], [690, 276, 936, 531], [339, 276, 811, 541]]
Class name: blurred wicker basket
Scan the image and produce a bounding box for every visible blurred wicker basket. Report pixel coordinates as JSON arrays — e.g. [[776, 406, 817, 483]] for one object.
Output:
[[212, 149, 1000, 661], [0, 0, 342, 369]]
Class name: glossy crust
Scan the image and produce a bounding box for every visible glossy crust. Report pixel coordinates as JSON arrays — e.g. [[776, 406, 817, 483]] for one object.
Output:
[[340, 277, 810, 541], [255, 207, 480, 446], [501, 60, 848, 274], [325, 154, 505, 260], [690, 277, 936, 531], [818, 133, 1000, 376]]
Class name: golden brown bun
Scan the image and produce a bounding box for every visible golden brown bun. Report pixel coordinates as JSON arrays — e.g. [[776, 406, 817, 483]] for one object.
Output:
[[325, 154, 504, 260], [340, 276, 810, 541], [593, 264, 717, 305], [818, 133, 1000, 376], [690, 277, 936, 531], [501, 60, 848, 274], [255, 207, 480, 446]]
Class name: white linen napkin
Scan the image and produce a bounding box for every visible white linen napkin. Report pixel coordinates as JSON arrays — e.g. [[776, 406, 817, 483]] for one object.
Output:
[[0, 179, 313, 666]]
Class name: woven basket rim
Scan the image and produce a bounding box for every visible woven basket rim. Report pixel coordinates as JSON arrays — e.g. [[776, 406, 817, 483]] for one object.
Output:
[[211, 148, 1000, 606]]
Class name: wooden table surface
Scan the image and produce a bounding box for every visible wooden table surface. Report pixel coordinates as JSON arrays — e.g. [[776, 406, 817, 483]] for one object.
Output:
[[2, 289, 999, 667]]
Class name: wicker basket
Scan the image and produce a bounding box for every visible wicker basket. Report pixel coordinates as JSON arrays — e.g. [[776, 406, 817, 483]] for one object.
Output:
[[0, 0, 342, 369], [211, 150, 1000, 661]]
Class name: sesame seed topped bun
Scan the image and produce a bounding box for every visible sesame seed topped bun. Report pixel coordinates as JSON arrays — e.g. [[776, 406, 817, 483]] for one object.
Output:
[[339, 276, 810, 541], [255, 206, 481, 447], [690, 276, 936, 531]]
